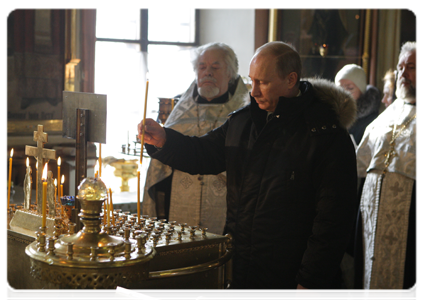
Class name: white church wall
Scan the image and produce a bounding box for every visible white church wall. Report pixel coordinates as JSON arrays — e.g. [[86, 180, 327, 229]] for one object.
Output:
[[199, 9, 255, 79]]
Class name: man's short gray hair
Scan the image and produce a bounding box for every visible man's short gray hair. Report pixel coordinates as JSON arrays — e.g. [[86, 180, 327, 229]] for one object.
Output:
[[254, 41, 302, 87], [399, 41, 416, 58], [192, 42, 239, 83]]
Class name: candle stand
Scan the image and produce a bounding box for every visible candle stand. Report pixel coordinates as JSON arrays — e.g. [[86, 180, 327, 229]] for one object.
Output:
[[25, 177, 155, 289], [108, 159, 138, 192]]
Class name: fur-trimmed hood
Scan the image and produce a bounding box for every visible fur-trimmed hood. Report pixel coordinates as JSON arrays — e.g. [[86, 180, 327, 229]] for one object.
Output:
[[305, 77, 357, 130]]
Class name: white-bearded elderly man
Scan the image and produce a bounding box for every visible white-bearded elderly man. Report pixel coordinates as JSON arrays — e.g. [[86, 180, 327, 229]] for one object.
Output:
[[142, 42, 248, 235]]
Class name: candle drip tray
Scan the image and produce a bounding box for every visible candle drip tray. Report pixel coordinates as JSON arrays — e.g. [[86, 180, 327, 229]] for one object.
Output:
[[9, 210, 55, 237], [25, 177, 156, 289]]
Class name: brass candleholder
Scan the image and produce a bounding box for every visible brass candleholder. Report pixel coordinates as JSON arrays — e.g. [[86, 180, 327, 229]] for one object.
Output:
[[25, 177, 155, 289], [108, 159, 138, 192]]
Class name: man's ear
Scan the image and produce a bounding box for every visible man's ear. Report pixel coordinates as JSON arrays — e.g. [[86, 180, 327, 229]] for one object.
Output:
[[287, 72, 298, 89]]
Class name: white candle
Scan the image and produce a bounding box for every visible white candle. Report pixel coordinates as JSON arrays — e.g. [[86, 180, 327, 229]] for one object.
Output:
[[26, 157, 32, 205], [57, 157, 61, 199], [61, 175, 64, 199], [42, 163, 48, 228]]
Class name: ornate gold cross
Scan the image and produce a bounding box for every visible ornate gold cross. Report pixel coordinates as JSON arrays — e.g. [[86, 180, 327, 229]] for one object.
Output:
[[25, 124, 56, 213], [384, 145, 397, 167]]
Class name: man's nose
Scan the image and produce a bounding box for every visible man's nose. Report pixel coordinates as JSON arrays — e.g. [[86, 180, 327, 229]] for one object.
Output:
[[205, 66, 213, 77], [382, 94, 388, 105], [250, 82, 260, 97], [398, 68, 408, 79]]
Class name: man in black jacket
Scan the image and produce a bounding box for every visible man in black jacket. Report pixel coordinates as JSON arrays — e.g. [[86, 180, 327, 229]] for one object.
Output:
[[138, 41, 357, 289]]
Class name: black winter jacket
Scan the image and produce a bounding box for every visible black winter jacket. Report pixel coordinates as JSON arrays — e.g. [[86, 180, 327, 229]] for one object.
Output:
[[146, 79, 357, 289]]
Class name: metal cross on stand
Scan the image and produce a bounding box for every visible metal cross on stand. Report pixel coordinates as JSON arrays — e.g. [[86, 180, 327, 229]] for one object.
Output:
[[25, 124, 57, 214], [62, 91, 107, 231]]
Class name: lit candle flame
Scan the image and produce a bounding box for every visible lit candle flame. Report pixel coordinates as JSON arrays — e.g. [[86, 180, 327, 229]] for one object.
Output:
[[54, 179, 57, 187], [10, 148, 14, 158], [61, 175, 65, 184], [42, 163, 48, 181], [58, 156, 61, 166], [26, 157, 29, 167]]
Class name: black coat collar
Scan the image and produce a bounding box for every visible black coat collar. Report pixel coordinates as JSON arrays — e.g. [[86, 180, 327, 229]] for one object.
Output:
[[249, 81, 313, 131]]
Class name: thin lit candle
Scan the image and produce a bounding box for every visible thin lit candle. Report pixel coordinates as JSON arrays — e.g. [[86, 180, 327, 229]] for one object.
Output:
[[61, 175, 64, 199], [109, 188, 115, 226], [137, 164, 141, 225], [42, 163, 48, 228], [56, 178, 64, 216], [140, 73, 149, 164], [57, 157, 61, 199], [7, 149, 14, 211]]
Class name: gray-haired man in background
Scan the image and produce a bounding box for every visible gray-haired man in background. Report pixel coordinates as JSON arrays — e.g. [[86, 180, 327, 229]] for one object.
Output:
[[142, 42, 248, 235]]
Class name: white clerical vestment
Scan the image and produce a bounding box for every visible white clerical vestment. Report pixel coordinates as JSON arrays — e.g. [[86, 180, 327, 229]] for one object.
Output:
[[143, 78, 248, 234], [357, 99, 416, 289]]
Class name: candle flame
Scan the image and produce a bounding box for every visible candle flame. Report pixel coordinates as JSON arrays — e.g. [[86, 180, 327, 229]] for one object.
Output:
[[58, 156, 61, 166], [26, 157, 29, 167], [10, 148, 14, 157], [54, 179, 57, 186], [61, 175, 65, 184], [42, 163, 48, 181]]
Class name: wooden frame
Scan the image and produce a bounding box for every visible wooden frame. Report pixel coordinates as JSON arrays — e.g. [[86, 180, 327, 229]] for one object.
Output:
[[7, 10, 66, 135], [96, 9, 200, 51], [264, 8, 378, 85], [274, 9, 367, 82], [7, 9, 96, 136], [254, 9, 269, 50]]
